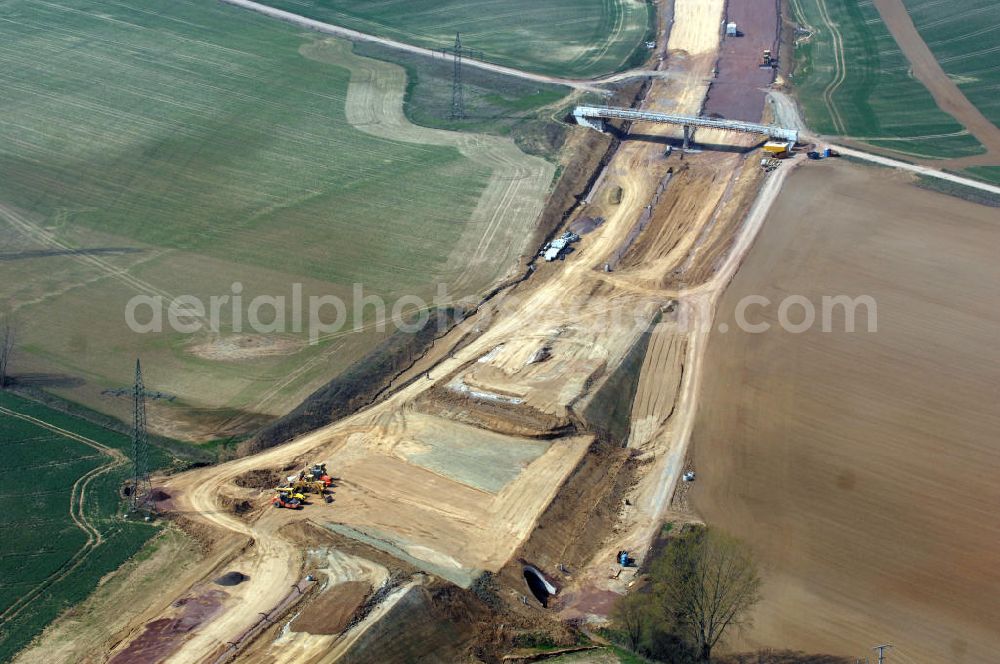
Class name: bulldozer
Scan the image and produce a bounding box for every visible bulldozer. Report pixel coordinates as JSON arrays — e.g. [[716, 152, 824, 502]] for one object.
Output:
[[290, 477, 326, 495]]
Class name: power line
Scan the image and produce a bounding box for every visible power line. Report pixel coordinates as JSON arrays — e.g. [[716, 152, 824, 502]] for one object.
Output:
[[440, 33, 482, 120], [872, 643, 893, 664], [451, 32, 464, 120], [129, 358, 152, 513]]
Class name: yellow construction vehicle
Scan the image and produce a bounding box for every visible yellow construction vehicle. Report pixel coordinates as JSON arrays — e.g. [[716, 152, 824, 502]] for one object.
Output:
[[275, 486, 307, 502], [272, 489, 304, 509], [290, 477, 326, 495], [308, 463, 333, 488]]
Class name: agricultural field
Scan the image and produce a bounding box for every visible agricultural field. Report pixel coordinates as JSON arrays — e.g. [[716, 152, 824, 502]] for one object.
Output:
[[692, 162, 1000, 662], [0, 0, 561, 440], [0, 392, 167, 662], [252, 0, 654, 78], [902, 0, 1000, 128], [964, 165, 1000, 185], [788, 0, 986, 157]]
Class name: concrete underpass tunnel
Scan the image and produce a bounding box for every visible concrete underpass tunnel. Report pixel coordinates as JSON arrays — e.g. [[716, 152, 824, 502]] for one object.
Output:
[[523, 565, 557, 607]]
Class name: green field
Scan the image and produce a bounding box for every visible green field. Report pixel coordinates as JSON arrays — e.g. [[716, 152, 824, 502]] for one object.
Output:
[[0, 0, 560, 438], [902, 0, 1000, 128], [789, 0, 986, 157], [964, 165, 1000, 185], [253, 0, 653, 78], [0, 392, 167, 662]]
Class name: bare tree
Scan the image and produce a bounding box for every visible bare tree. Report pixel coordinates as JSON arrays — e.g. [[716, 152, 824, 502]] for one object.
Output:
[[653, 527, 762, 661], [611, 588, 650, 652], [0, 314, 14, 388]]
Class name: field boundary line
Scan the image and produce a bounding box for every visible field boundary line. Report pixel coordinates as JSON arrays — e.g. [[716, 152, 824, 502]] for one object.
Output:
[[0, 405, 127, 627]]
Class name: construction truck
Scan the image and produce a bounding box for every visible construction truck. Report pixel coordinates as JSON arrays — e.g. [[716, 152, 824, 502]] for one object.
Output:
[[759, 49, 774, 68]]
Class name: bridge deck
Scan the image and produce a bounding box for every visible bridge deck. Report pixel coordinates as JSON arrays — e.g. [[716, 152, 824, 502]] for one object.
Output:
[[573, 105, 798, 143]]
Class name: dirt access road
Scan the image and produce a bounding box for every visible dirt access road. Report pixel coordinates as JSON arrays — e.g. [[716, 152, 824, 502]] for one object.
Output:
[[766, 90, 1000, 195], [220, 0, 676, 91], [703, 0, 778, 121]]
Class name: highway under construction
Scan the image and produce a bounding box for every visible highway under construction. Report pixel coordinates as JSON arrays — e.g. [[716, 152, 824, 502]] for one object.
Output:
[[16, 0, 824, 661]]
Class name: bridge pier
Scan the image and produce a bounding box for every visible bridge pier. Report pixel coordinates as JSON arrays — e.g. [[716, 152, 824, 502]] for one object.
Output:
[[682, 125, 692, 151]]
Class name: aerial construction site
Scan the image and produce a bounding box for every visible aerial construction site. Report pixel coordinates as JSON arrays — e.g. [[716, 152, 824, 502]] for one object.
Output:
[[5, 0, 1000, 662]]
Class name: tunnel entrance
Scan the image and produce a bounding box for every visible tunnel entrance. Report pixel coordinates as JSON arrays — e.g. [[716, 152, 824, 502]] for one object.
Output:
[[522, 565, 557, 607]]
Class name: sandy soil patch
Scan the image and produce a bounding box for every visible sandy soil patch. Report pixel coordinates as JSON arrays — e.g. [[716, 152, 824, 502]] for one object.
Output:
[[187, 334, 305, 361]]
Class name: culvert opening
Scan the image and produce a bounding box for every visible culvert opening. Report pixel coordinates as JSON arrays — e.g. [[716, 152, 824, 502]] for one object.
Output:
[[523, 565, 557, 607]]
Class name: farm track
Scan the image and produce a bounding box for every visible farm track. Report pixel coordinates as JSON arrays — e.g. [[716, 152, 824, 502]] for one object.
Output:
[[814, 0, 847, 134], [767, 90, 1000, 194], [0, 406, 127, 628], [220, 0, 670, 90], [0, 204, 214, 331]]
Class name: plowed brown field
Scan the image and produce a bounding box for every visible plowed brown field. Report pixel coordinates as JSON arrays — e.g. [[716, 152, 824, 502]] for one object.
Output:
[[692, 161, 1000, 663]]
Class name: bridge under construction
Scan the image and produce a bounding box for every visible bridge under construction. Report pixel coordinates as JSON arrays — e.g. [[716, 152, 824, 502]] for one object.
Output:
[[573, 105, 799, 148]]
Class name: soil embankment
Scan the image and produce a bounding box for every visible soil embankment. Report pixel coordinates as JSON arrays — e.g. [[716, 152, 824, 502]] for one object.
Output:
[[691, 161, 1000, 663]]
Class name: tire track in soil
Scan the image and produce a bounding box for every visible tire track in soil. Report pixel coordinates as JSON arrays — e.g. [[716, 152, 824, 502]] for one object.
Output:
[[814, 0, 848, 134], [0, 406, 127, 628]]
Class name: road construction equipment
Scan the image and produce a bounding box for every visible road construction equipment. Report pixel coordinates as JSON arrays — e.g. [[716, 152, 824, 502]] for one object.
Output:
[[275, 486, 307, 502], [308, 463, 333, 487], [288, 477, 326, 496], [760, 49, 774, 68], [272, 491, 303, 509], [762, 140, 791, 157], [541, 231, 580, 262]]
